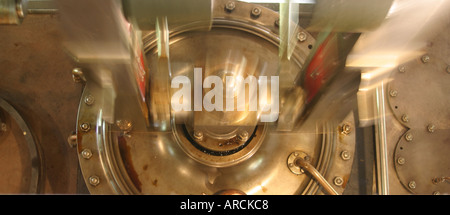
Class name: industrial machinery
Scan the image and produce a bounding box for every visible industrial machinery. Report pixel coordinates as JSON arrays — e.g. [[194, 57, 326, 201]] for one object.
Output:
[[0, 0, 448, 195]]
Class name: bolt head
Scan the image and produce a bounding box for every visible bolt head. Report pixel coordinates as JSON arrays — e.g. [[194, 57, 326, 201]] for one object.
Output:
[[334, 176, 344, 186], [251, 7, 261, 17], [421, 55, 430, 63], [405, 133, 413, 142], [193, 130, 204, 141], [433, 191, 440, 195], [297, 32, 307, 42], [397, 157, 405, 165], [0, 123, 7, 132], [116, 120, 132, 131], [408, 181, 416, 189], [84, 95, 95, 106], [225, 1, 235, 12], [81, 149, 93, 159], [89, 176, 100, 186], [72, 68, 85, 83], [340, 123, 352, 135], [340, 151, 351, 161], [389, 90, 398, 97], [237, 131, 249, 142], [80, 123, 91, 132], [401, 114, 409, 123], [427, 124, 436, 133], [398, 65, 406, 73]]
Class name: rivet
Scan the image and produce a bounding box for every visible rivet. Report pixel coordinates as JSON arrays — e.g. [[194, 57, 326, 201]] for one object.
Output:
[[398, 65, 406, 73], [408, 181, 416, 189], [389, 90, 398, 97], [72, 68, 86, 83], [433, 191, 440, 195], [84, 94, 95, 106], [0, 123, 7, 132], [297, 32, 307, 42], [237, 130, 249, 142], [397, 157, 405, 165], [116, 120, 132, 131], [401, 114, 409, 123], [89, 176, 100, 186], [251, 7, 261, 18], [340, 123, 351, 135], [340, 151, 351, 161], [81, 149, 93, 159], [225, 1, 235, 12], [405, 133, 413, 142], [421, 55, 430, 63], [80, 123, 91, 132], [334, 176, 344, 186], [427, 124, 436, 133], [193, 130, 204, 141]]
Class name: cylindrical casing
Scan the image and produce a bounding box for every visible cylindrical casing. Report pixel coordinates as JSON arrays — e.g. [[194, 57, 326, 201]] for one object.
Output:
[[122, 0, 212, 30]]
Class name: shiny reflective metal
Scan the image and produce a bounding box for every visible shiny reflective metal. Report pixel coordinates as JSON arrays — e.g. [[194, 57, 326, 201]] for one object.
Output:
[[75, 0, 356, 195], [426, 124, 435, 133], [84, 95, 95, 106], [340, 123, 352, 135], [421, 55, 430, 63], [295, 157, 339, 195], [225, 1, 235, 12], [297, 32, 307, 42], [0, 0, 27, 24], [389, 90, 397, 97], [340, 151, 351, 161], [67, 133, 77, 148], [81, 149, 93, 160], [333, 176, 344, 186], [287, 151, 309, 175], [80, 123, 91, 132], [71, 68, 85, 83], [251, 7, 261, 18], [88, 176, 100, 186]]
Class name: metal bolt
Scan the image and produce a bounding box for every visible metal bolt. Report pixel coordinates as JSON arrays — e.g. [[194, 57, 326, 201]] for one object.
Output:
[[89, 176, 100, 186], [67, 133, 77, 148], [237, 130, 249, 142], [401, 114, 409, 123], [433, 191, 440, 195], [288, 163, 294, 167], [225, 1, 235, 12], [80, 123, 91, 132], [334, 176, 344, 186], [397, 157, 405, 165], [389, 90, 398, 97], [72, 68, 86, 83], [251, 7, 261, 18], [0, 123, 7, 132], [405, 133, 413, 142], [193, 130, 204, 141], [340, 151, 351, 161], [81, 149, 93, 159], [84, 94, 95, 106], [297, 32, 307, 42], [340, 123, 351, 135], [398, 65, 406, 73], [408, 181, 416, 189], [116, 120, 132, 131], [427, 124, 436, 133], [421, 55, 430, 63]]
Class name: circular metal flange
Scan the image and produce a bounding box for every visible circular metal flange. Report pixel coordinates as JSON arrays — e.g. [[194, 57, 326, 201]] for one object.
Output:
[[394, 129, 450, 194], [387, 54, 450, 130], [75, 0, 355, 195], [0, 98, 42, 194], [287, 151, 309, 175]]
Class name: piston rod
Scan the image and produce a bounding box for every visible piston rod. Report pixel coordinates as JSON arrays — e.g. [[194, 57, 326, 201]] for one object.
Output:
[[295, 157, 339, 195]]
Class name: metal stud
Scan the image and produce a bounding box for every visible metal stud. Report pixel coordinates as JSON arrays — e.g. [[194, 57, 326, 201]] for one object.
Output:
[[237, 130, 249, 142], [340, 151, 351, 161], [401, 114, 409, 123], [421, 55, 430, 63], [398, 65, 406, 73], [389, 90, 398, 97], [297, 32, 307, 42], [340, 123, 351, 135], [225, 1, 235, 12], [193, 130, 204, 141], [81, 149, 93, 160], [405, 133, 413, 142], [427, 124, 436, 133], [89, 176, 100, 186], [84, 94, 95, 106], [334, 176, 344, 186], [0, 122, 7, 133], [72, 68, 86, 83], [251, 7, 261, 18], [116, 119, 132, 132], [397, 157, 405, 165], [408, 181, 416, 189], [80, 123, 91, 132]]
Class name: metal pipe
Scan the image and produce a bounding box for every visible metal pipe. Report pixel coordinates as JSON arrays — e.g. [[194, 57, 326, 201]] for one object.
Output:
[[374, 81, 389, 195], [295, 157, 339, 195]]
